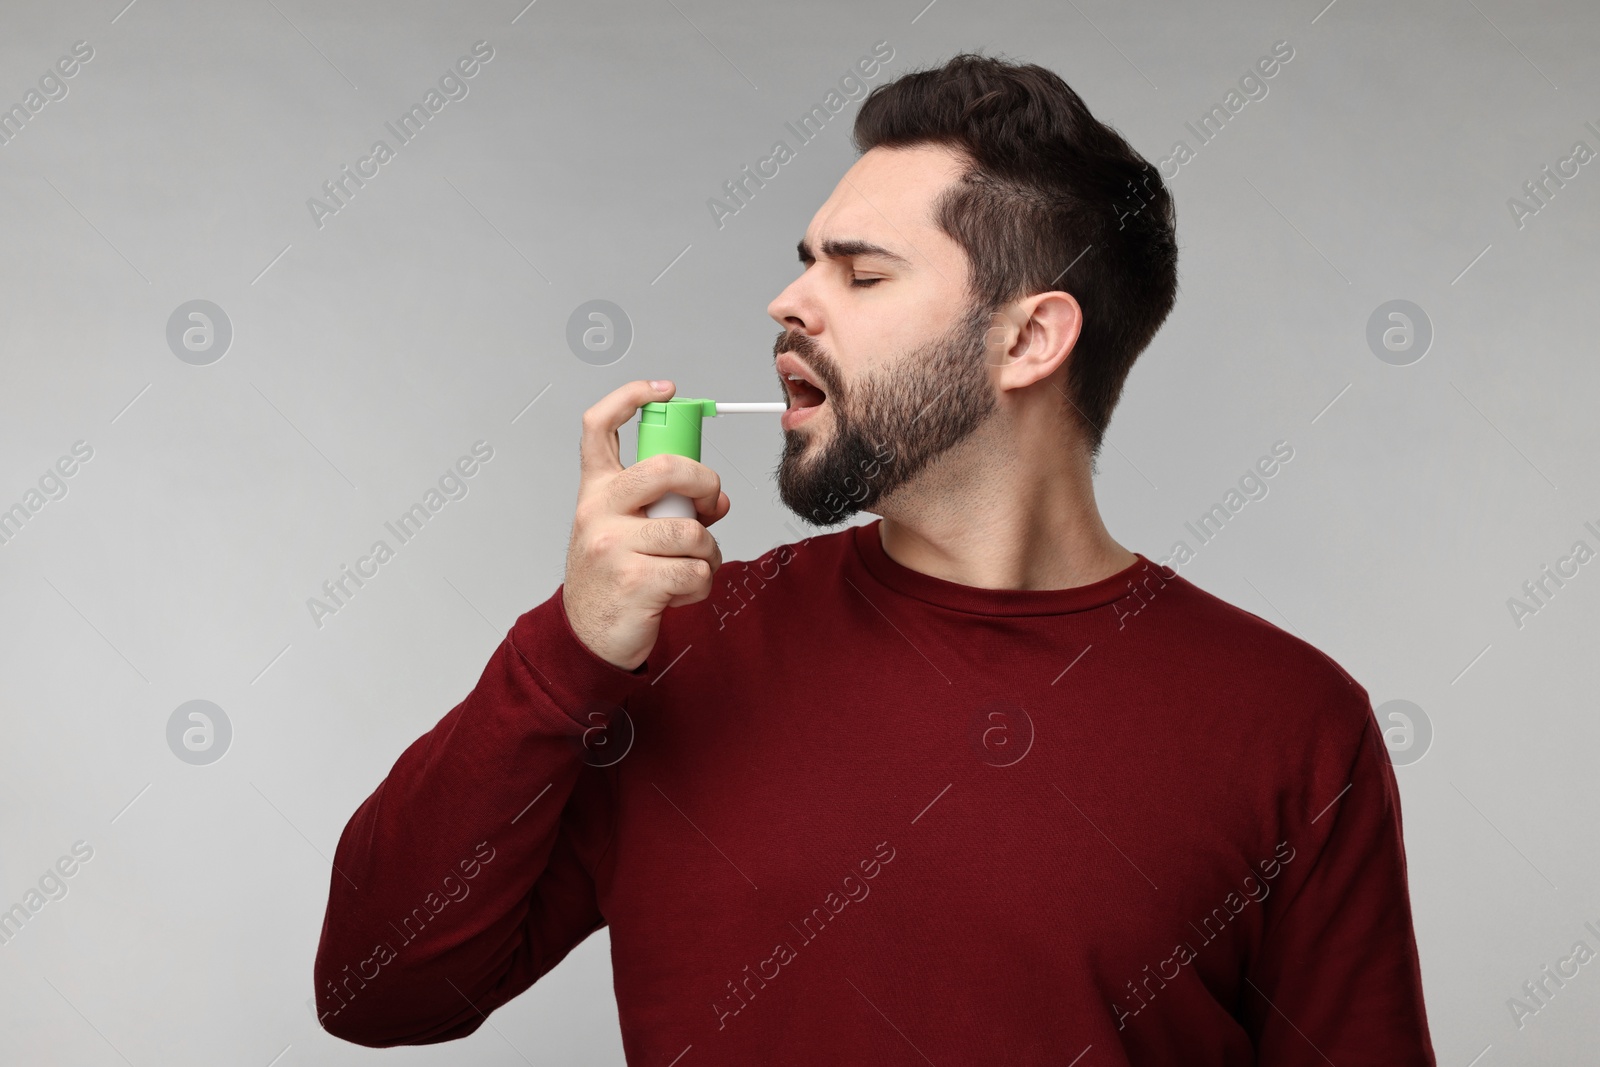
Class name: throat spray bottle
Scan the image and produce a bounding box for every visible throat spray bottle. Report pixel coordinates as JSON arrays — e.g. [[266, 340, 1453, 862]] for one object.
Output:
[[635, 398, 785, 518]]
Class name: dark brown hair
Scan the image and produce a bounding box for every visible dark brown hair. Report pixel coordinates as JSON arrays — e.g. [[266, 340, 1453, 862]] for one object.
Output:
[[853, 53, 1179, 458]]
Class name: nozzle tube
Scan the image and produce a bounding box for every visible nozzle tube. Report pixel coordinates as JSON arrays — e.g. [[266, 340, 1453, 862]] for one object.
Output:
[[714, 402, 787, 414]]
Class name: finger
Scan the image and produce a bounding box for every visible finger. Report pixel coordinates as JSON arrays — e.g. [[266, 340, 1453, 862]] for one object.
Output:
[[579, 379, 674, 483], [609, 453, 722, 516], [648, 554, 714, 603], [700, 490, 732, 528], [630, 516, 722, 567]]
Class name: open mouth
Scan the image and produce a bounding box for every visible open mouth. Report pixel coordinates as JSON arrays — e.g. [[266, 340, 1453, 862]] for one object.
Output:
[[784, 373, 827, 410], [776, 351, 829, 430]]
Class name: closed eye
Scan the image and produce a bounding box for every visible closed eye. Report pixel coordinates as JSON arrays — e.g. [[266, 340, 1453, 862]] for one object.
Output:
[[851, 276, 885, 288]]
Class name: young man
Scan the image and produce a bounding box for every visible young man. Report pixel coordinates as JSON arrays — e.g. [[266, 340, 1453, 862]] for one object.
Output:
[[315, 54, 1436, 1064]]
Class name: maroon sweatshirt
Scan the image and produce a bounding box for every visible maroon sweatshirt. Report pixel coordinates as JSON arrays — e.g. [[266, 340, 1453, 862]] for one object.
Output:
[[314, 520, 1436, 1065]]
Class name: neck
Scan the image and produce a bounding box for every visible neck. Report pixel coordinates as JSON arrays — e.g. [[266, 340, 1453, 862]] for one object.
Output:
[[870, 410, 1137, 591]]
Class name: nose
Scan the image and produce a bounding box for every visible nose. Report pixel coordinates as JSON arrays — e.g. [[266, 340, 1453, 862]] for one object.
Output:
[[767, 273, 819, 337]]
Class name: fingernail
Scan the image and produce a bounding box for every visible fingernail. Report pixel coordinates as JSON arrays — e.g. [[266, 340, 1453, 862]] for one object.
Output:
[[649, 380, 671, 391]]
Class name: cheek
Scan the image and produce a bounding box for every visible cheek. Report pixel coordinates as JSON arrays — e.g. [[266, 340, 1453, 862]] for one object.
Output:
[[833, 322, 901, 390]]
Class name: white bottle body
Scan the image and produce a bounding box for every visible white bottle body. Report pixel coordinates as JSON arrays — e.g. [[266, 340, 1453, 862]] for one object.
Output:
[[645, 491, 696, 519]]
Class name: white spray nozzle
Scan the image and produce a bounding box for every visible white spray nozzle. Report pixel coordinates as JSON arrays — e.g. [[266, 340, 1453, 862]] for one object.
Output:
[[713, 402, 787, 414]]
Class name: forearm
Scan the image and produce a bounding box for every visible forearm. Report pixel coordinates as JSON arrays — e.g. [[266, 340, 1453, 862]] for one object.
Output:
[[313, 589, 644, 1045]]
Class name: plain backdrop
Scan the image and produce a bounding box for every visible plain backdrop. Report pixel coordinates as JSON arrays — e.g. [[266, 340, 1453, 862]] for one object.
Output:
[[1, 0, 1597, 1063]]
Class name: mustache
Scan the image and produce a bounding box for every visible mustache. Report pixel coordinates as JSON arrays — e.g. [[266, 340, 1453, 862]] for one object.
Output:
[[773, 330, 843, 397]]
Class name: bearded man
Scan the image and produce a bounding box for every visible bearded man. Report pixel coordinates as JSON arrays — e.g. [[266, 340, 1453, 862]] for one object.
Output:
[[315, 53, 1436, 1067]]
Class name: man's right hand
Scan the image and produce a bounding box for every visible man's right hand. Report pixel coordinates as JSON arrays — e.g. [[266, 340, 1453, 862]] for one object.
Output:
[[562, 380, 730, 671]]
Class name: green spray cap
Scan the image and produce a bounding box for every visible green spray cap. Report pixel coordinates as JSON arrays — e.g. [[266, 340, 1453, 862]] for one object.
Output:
[[634, 397, 787, 469], [636, 398, 719, 462]]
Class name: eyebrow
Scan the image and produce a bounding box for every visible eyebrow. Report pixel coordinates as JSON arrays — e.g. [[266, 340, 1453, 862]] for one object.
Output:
[[796, 237, 913, 269]]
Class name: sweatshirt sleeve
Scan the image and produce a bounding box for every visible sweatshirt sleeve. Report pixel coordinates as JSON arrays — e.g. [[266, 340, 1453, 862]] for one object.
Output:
[[1244, 702, 1437, 1065], [313, 585, 654, 1046]]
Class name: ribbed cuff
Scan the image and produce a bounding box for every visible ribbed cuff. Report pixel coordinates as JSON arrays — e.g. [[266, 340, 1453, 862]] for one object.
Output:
[[507, 586, 653, 722]]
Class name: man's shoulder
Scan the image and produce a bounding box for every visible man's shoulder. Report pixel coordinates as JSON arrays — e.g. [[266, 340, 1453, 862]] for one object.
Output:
[[724, 523, 855, 577], [673, 523, 858, 635], [1152, 564, 1374, 733]]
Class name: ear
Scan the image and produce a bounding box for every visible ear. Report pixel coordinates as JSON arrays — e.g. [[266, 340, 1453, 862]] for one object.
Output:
[[982, 291, 1083, 393]]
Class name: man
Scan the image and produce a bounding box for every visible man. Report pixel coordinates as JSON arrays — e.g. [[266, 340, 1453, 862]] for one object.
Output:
[[315, 54, 1436, 1064]]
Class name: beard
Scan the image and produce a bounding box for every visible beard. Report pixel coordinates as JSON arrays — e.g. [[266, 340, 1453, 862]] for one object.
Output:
[[774, 300, 997, 527]]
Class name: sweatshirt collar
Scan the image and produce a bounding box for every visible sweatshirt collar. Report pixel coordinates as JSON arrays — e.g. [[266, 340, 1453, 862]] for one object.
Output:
[[849, 519, 1154, 617]]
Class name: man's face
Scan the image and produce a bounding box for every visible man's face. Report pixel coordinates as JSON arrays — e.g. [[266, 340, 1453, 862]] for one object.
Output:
[[767, 144, 1000, 526]]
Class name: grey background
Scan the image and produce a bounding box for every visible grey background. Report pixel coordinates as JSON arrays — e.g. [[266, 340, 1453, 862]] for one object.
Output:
[[1, 0, 1596, 1063]]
